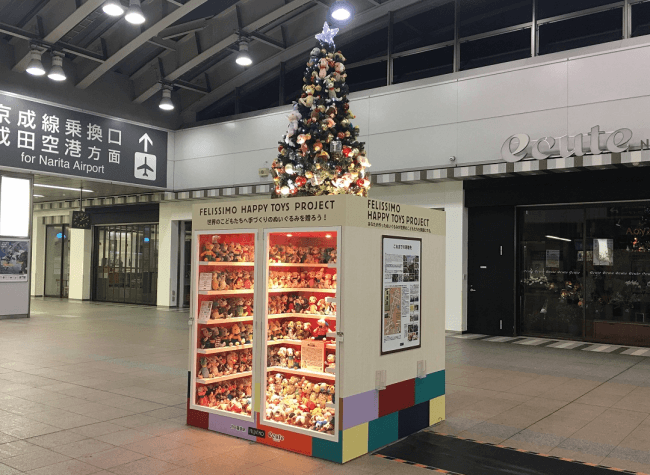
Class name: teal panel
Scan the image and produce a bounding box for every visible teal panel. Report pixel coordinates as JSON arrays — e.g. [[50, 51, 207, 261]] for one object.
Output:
[[312, 431, 343, 463], [415, 370, 445, 405], [367, 412, 398, 453]]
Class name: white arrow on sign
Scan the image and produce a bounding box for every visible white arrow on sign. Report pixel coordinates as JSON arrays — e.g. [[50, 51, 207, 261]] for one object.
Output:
[[139, 133, 153, 152]]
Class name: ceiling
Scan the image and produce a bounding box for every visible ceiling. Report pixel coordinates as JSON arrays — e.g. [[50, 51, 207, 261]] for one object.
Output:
[[0, 0, 413, 127], [30, 174, 155, 203]]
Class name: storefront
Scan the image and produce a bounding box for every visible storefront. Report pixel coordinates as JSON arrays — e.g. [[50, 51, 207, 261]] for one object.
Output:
[[466, 166, 650, 347]]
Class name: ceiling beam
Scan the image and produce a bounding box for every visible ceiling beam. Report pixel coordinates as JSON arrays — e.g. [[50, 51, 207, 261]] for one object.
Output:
[[159, 16, 212, 40], [12, 0, 105, 72], [147, 36, 178, 51], [249, 31, 285, 50], [132, 0, 313, 105], [76, 0, 209, 89], [181, 0, 433, 122]]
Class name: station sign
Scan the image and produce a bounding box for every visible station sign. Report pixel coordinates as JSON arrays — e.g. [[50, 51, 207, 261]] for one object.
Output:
[[0, 92, 167, 188]]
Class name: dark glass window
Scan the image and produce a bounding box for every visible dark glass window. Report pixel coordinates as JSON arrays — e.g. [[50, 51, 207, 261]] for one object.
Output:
[[393, 46, 454, 84], [283, 63, 308, 105], [393, 2, 454, 53], [538, 8, 622, 55], [239, 77, 280, 114], [538, 0, 620, 20], [460, 0, 533, 38], [197, 97, 235, 122], [460, 28, 531, 70], [340, 27, 388, 64], [347, 60, 388, 93], [632, 1, 650, 38]]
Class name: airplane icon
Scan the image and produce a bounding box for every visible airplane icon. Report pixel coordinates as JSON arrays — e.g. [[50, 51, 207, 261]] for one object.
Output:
[[134, 152, 156, 181], [137, 157, 154, 177]]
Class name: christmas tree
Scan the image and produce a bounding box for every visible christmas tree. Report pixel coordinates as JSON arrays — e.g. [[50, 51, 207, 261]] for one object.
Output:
[[272, 22, 371, 198]]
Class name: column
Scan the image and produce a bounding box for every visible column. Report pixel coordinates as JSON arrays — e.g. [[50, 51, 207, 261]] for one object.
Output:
[[68, 227, 92, 300]]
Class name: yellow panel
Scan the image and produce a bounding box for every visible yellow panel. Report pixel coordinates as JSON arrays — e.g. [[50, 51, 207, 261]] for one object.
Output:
[[429, 395, 446, 426], [342, 422, 369, 463]]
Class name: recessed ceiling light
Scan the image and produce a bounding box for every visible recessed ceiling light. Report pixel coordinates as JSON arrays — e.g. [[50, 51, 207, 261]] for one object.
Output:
[[34, 184, 94, 192]]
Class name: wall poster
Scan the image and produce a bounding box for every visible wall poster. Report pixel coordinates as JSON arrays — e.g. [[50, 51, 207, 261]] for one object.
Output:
[[381, 236, 421, 355], [0, 240, 29, 282]]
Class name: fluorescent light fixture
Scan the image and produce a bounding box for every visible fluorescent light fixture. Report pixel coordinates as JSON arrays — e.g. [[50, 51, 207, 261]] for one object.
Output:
[[159, 86, 174, 110], [34, 184, 93, 192], [0, 177, 30, 237], [26, 49, 45, 76], [102, 0, 124, 16], [48, 53, 66, 81], [545, 235, 571, 242], [33, 194, 45, 198], [330, 1, 353, 21], [125, 0, 145, 24], [236, 40, 252, 66]]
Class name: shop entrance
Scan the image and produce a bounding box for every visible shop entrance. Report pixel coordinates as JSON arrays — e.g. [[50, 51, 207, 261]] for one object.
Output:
[[93, 223, 159, 305], [178, 220, 192, 308], [44, 225, 70, 298], [518, 202, 650, 346]]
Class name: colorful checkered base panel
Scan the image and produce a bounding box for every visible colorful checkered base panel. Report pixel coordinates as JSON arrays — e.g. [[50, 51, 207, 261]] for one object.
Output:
[[448, 334, 650, 356], [374, 431, 641, 475], [186, 369, 445, 463]]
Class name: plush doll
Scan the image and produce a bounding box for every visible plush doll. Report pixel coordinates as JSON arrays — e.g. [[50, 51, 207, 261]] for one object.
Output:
[[243, 298, 253, 316], [318, 57, 329, 78], [315, 269, 324, 287], [287, 347, 296, 368], [332, 273, 337, 289], [199, 357, 210, 379], [230, 323, 242, 346], [200, 328, 211, 349], [242, 272, 253, 290], [328, 248, 337, 263], [323, 274, 333, 289], [200, 243, 217, 261], [286, 321, 297, 340], [277, 347, 288, 367], [312, 318, 330, 340], [307, 296, 318, 314], [293, 297, 304, 313], [302, 322, 312, 339], [225, 352, 238, 374], [232, 298, 245, 318], [287, 109, 301, 137], [317, 299, 328, 314], [326, 353, 336, 370], [218, 326, 230, 346], [197, 386, 209, 406]]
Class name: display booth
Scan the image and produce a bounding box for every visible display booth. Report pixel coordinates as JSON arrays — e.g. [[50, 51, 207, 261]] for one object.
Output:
[[186, 194, 445, 463]]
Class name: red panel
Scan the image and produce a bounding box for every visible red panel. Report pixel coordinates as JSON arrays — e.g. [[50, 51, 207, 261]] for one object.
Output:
[[256, 415, 313, 457], [378, 378, 415, 418], [186, 399, 209, 429]]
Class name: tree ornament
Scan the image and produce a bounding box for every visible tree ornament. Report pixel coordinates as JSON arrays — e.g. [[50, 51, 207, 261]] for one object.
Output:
[[295, 176, 307, 187], [285, 163, 295, 174], [280, 186, 290, 195], [315, 22, 339, 45]]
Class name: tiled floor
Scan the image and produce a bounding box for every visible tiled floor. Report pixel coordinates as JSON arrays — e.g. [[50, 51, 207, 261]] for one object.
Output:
[[434, 333, 650, 473], [3, 300, 650, 474], [0, 299, 416, 475]]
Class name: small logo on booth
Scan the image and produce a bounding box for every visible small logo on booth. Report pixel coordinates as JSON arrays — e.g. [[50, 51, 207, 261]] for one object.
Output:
[[248, 428, 265, 438], [268, 431, 285, 442]]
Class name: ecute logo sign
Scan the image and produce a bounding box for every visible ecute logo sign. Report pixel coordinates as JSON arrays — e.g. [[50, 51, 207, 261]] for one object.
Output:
[[501, 126, 633, 162], [268, 432, 284, 442]]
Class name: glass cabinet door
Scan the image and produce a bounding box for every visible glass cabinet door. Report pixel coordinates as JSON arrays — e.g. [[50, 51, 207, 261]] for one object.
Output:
[[192, 231, 256, 418], [262, 229, 338, 438]]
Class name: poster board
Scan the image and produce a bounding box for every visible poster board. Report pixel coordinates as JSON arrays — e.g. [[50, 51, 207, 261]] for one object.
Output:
[[0, 240, 29, 282], [381, 236, 421, 355], [198, 272, 212, 291], [301, 340, 325, 372], [198, 301, 213, 320]]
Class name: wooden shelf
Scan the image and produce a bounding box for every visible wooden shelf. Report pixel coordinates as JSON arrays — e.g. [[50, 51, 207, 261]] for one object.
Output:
[[268, 313, 336, 320], [197, 316, 253, 324], [268, 288, 336, 294], [197, 371, 252, 384], [266, 366, 335, 380], [199, 262, 254, 266], [269, 263, 334, 268], [199, 289, 253, 295], [197, 343, 253, 354], [267, 339, 335, 349]]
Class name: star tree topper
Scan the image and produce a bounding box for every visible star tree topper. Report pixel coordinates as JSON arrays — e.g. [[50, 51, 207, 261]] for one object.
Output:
[[315, 22, 339, 45]]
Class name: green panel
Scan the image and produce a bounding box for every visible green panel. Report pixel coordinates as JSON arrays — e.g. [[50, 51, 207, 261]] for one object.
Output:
[[367, 412, 398, 452], [415, 370, 445, 405], [312, 432, 342, 463]]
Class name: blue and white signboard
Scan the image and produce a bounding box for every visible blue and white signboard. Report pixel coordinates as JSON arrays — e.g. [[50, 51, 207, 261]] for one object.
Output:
[[0, 92, 168, 188]]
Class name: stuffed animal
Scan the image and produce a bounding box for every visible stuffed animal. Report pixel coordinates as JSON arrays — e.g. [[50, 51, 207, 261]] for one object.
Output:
[[200, 243, 217, 261], [318, 57, 329, 78], [312, 318, 330, 340], [199, 357, 210, 379], [307, 296, 318, 314], [230, 323, 242, 346], [197, 386, 209, 405]]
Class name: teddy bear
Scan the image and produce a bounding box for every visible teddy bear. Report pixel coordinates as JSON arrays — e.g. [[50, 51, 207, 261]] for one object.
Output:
[[242, 272, 253, 289], [307, 296, 318, 314], [229, 323, 242, 346], [277, 347, 288, 367], [286, 109, 301, 137], [200, 243, 217, 261], [197, 386, 209, 406], [323, 274, 333, 289], [326, 353, 336, 370], [199, 328, 212, 349], [318, 57, 329, 78], [218, 326, 230, 346], [285, 321, 297, 340], [224, 352, 238, 374]]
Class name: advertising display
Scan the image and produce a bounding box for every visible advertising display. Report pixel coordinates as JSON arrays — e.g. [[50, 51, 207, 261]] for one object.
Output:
[[381, 236, 422, 355], [187, 195, 446, 464], [0, 240, 29, 282]]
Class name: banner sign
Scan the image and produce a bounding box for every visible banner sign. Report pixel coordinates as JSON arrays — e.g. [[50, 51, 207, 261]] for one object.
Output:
[[0, 239, 29, 282], [0, 93, 167, 188], [381, 236, 422, 355]]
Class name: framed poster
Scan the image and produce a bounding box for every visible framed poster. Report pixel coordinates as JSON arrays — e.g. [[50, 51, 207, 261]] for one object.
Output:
[[381, 236, 422, 355], [0, 240, 29, 282]]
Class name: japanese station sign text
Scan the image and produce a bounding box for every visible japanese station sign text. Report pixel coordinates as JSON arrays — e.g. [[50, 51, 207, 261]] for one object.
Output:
[[0, 93, 167, 188]]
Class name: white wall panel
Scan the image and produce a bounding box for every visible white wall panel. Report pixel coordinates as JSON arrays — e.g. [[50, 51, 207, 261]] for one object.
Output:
[[368, 81, 457, 135], [568, 45, 650, 106], [457, 108, 568, 165], [568, 95, 650, 144], [368, 123, 458, 170], [458, 62, 568, 122]]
